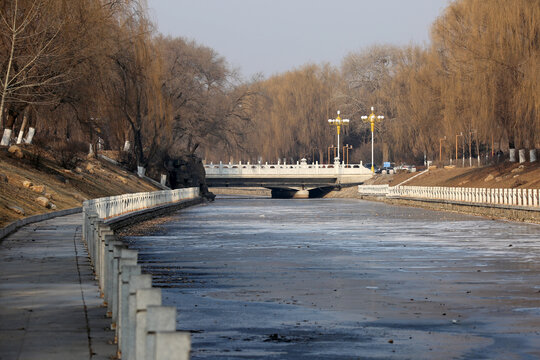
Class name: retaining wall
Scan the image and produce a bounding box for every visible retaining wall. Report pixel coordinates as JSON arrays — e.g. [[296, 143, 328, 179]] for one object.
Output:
[[83, 187, 201, 360], [0, 207, 82, 241]]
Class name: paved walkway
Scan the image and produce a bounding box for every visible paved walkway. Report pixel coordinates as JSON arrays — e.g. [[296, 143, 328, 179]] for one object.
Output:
[[0, 214, 116, 360]]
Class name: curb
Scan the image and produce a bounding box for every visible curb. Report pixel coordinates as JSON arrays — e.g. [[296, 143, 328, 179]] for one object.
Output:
[[0, 207, 82, 241]]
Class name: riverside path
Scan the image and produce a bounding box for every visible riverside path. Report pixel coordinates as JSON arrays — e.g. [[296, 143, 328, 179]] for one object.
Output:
[[0, 213, 116, 360]]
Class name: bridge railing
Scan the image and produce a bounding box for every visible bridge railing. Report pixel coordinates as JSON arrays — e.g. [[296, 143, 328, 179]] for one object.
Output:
[[359, 184, 540, 208], [204, 161, 371, 176]]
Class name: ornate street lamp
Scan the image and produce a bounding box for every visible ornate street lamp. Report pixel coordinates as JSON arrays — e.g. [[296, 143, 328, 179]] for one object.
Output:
[[361, 107, 384, 173], [328, 110, 349, 163]]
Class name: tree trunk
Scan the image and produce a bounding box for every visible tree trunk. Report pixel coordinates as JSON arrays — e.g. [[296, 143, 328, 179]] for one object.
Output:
[[16, 107, 29, 144], [133, 128, 145, 167], [382, 142, 389, 162], [0, 112, 15, 146]]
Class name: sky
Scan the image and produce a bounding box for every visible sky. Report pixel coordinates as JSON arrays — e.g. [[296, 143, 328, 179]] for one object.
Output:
[[146, 0, 451, 79]]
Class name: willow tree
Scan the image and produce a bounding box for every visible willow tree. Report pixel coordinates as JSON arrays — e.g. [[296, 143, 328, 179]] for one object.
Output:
[[104, 1, 169, 172], [431, 0, 540, 151], [245, 64, 339, 163], [339, 45, 402, 162]]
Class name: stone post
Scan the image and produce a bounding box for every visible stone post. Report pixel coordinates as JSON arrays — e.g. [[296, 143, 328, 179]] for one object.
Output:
[[98, 225, 114, 295], [160, 174, 167, 186], [123, 274, 152, 359], [153, 332, 191, 360], [145, 306, 177, 360], [105, 239, 123, 317], [117, 249, 138, 350], [135, 288, 162, 360]]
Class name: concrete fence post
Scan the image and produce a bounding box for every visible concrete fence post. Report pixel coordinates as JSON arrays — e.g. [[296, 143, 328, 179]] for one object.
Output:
[[91, 219, 104, 276], [116, 259, 141, 359], [105, 239, 124, 317], [117, 249, 138, 350], [145, 306, 177, 360], [135, 288, 162, 360], [87, 214, 99, 264], [153, 332, 191, 360], [123, 274, 152, 359], [102, 234, 116, 306], [98, 225, 114, 295]]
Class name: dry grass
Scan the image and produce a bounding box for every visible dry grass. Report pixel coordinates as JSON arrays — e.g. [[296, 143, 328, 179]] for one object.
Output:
[[0, 145, 159, 228]]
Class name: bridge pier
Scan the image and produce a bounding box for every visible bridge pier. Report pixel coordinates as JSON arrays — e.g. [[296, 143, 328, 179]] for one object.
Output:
[[293, 189, 309, 199]]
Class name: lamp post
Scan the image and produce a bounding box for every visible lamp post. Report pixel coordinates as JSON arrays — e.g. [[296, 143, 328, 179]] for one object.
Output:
[[456, 132, 463, 165], [361, 107, 384, 173], [342, 144, 353, 166], [328, 110, 349, 163], [439, 136, 446, 163], [327, 145, 337, 165]]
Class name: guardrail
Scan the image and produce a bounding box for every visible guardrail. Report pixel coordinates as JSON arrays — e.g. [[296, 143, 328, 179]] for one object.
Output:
[[358, 184, 540, 208], [357, 184, 390, 196], [204, 161, 372, 176], [83, 188, 199, 360]]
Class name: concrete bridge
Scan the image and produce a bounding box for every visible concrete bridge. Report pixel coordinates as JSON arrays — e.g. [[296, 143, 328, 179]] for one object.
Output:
[[204, 159, 372, 198]]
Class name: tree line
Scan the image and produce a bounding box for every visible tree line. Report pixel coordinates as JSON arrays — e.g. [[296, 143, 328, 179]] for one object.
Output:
[[1, 0, 538, 173], [221, 0, 538, 165], [0, 0, 256, 176]]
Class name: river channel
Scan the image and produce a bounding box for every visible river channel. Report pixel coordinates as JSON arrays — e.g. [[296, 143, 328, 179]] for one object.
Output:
[[123, 196, 540, 359]]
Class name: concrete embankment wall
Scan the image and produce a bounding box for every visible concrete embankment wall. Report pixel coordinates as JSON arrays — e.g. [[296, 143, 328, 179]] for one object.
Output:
[[210, 187, 271, 197], [83, 187, 202, 360], [382, 197, 540, 223]]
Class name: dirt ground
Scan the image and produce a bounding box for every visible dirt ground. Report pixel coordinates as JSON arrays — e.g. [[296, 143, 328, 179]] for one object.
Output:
[[0, 145, 159, 228]]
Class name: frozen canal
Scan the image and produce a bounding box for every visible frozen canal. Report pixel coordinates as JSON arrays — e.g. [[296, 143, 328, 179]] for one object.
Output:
[[124, 196, 540, 359]]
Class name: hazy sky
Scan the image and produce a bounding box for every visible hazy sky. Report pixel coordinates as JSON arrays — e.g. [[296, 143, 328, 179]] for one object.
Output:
[[146, 0, 451, 79]]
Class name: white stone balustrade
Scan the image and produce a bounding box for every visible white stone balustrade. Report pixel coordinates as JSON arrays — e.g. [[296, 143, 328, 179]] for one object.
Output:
[[82, 188, 198, 359], [204, 161, 370, 177], [356, 185, 390, 196], [371, 185, 540, 208]]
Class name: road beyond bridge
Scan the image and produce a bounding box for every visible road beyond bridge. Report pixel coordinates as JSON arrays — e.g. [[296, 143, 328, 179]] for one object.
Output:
[[204, 159, 373, 198]]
